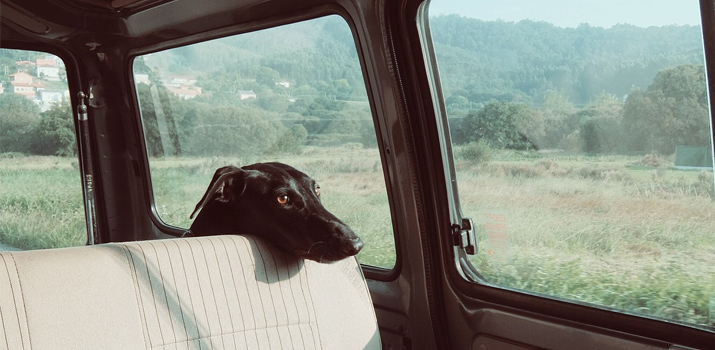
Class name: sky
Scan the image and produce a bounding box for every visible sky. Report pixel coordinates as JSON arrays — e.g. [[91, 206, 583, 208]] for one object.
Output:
[[428, 0, 702, 28]]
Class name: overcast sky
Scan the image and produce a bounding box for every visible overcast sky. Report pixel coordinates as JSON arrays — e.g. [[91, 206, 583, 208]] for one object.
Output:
[[428, 0, 702, 28]]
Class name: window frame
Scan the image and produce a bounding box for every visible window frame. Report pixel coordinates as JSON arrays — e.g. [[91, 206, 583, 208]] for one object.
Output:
[[127, 9, 403, 278], [0, 42, 96, 248], [414, 0, 715, 347]]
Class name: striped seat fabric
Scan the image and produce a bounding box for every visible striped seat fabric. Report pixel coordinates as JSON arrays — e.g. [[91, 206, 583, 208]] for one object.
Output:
[[0, 235, 380, 350]]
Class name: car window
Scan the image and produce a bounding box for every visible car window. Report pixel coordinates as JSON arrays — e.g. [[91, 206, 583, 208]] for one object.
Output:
[[0, 49, 85, 250], [427, 0, 715, 330], [133, 15, 396, 268]]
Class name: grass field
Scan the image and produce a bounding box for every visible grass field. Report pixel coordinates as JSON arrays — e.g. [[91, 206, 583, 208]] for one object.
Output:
[[1, 148, 714, 329], [0, 155, 86, 250], [455, 149, 715, 329]]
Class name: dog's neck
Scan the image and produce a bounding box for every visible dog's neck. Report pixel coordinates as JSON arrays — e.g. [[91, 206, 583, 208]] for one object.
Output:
[[189, 203, 239, 236]]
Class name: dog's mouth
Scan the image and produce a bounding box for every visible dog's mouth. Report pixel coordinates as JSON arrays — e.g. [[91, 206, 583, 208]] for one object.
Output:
[[293, 237, 364, 263], [293, 241, 328, 262]]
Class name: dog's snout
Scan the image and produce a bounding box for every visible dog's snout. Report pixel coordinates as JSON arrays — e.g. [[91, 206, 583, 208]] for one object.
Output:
[[342, 236, 364, 256]]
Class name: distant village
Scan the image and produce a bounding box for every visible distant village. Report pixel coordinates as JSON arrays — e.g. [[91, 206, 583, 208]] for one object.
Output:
[[133, 73, 262, 101], [2, 56, 262, 112], [2, 56, 69, 112]]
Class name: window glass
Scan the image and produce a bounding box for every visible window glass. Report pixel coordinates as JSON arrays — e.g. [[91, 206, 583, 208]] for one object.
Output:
[[428, 0, 715, 329], [0, 49, 85, 250], [134, 16, 395, 268]]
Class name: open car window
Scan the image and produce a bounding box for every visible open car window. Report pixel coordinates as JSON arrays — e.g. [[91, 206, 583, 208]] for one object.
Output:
[[133, 15, 396, 269], [0, 49, 85, 250], [428, 0, 715, 331]]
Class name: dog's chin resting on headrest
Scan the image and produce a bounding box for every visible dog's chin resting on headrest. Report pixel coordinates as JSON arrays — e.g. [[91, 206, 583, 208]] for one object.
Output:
[[187, 162, 364, 263]]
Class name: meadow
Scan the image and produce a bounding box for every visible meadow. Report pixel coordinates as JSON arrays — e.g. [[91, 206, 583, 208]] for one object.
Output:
[[454, 149, 715, 330], [0, 154, 86, 250], [1, 148, 713, 330]]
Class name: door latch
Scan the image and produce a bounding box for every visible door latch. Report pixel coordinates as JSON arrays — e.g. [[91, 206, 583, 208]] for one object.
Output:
[[452, 217, 477, 255]]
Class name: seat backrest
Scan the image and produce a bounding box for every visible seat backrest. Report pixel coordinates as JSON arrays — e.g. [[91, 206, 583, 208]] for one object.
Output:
[[0, 235, 380, 350]]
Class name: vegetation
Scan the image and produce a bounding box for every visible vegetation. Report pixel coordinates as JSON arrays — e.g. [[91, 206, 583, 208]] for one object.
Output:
[[1, 18, 709, 157], [0, 94, 75, 156], [453, 149, 714, 329], [0, 156, 85, 250], [430, 16, 704, 107]]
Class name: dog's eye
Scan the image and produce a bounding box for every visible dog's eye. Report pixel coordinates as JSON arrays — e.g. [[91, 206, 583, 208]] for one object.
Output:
[[315, 185, 321, 197], [276, 195, 290, 205]]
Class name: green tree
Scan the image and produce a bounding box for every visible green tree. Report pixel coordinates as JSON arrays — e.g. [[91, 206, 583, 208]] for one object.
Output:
[[187, 105, 284, 156], [0, 93, 41, 153], [299, 97, 354, 134], [622, 64, 709, 154], [538, 90, 577, 149], [137, 82, 196, 157], [461, 101, 540, 150], [31, 102, 76, 156], [256, 93, 290, 113], [578, 93, 624, 153], [268, 124, 309, 155], [255, 67, 281, 88]]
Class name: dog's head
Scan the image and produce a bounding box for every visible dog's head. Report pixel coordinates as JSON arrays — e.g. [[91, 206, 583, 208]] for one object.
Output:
[[189, 162, 364, 263]]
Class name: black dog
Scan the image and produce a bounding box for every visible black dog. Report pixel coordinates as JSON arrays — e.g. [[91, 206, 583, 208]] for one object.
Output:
[[188, 162, 364, 263]]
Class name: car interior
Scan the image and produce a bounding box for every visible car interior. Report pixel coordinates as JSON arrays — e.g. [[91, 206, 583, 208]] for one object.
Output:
[[1, 0, 714, 349]]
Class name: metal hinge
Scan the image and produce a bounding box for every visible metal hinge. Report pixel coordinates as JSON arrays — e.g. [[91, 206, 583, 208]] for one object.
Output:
[[452, 217, 477, 255]]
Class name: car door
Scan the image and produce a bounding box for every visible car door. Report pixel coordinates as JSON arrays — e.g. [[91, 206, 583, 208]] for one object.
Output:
[[376, 0, 715, 349]]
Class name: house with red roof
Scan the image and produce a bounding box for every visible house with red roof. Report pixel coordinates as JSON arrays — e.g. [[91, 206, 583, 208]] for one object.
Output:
[[10, 71, 45, 99]]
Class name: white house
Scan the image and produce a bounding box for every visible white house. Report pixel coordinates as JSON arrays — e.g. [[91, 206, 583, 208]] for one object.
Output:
[[238, 90, 257, 100], [36, 58, 60, 81], [168, 86, 202, 100], [10, 71, 43, 99], [38, 90, 64, 111]]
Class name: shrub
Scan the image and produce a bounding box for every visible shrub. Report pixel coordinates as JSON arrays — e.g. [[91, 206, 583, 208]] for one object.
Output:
[[267, 124, 308, 155], [457, 140, 492, 164], [31, 102, 76, 156], [639, 153, 666, 167]]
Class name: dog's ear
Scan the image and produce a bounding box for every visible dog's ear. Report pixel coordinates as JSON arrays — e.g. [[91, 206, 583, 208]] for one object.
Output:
[[190, 166, 248, 219]]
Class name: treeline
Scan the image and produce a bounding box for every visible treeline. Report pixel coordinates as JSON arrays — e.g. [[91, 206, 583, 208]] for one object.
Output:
[[142, 16, 705, 109], [136, 15, 707, 156], [0, 82, 376, 158], [451, 64, 710, 155], [0, 94, 75, 156], [431, 15, 705, 108], [1, 16, 709, 157], [136, 81, 375, 158], [136, 16, 366, 102]]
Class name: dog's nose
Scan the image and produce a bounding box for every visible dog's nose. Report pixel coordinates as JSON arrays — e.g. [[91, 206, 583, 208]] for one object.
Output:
[[342, 236, 364, 256]]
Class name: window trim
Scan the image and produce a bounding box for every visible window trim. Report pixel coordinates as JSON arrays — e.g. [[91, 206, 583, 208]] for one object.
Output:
[[0, 43, 97, 247], [416, 0, 715, 347], [127, 10, 403, 278]]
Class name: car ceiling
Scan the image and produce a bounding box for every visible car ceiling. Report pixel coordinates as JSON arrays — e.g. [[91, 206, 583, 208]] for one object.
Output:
[[1, 0, 324, 49]]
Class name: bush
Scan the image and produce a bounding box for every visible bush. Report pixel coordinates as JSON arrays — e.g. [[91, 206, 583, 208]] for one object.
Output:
[[457, 140, 492, 164], [267, 124, 308, 155], [31, 102, 76, 156], [0, 93, 41, 153], [639, 153, 666, 167], [187, 105, 284, 156]]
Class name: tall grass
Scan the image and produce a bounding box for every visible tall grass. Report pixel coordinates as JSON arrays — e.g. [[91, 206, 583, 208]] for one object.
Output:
[[455, 149, 715, 330], [0, 156, 86, 249]]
